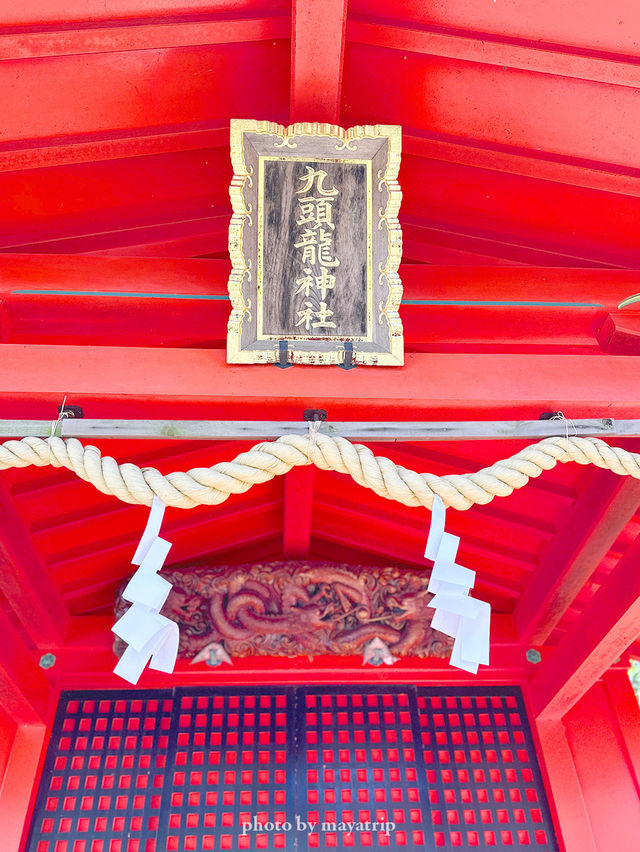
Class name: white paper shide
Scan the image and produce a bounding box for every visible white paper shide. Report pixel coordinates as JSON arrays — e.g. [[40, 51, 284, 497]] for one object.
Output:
[[111, 496, 179, 684], [425, 495, 491, 674]]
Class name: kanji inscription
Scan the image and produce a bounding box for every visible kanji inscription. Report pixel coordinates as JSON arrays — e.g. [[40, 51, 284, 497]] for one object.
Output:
[[227, 121, 403, 366], [261, 158, 367, 339]]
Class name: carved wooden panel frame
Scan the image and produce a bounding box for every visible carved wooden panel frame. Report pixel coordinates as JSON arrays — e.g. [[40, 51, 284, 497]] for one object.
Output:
[[227, 120, 403, 366]]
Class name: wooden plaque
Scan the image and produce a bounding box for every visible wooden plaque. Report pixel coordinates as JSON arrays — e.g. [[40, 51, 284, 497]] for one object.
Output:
[[227, 120, 403, 366]]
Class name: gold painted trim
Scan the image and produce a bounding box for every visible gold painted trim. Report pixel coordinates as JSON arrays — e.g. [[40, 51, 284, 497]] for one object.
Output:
[[227, 120, 403, 366]]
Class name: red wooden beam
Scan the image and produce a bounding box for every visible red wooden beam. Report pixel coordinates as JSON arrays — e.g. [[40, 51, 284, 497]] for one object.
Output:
[[402, 133, 640, 201], [603, 668, 640, 799], [3, 345, 640, 422], [0, 14, 289, 62], [0, 126, 227, 175], [51, 496, 282, 597], [0, 483, 69, 646], [0, 0, 289, 29], [561, 682, 640, 849], [311, 498, 528, 598], [533, 719, 597, 852], [291, 0, 348, 123], [400, 217, 617, 269], [0, 609, 53, 725], [529, 531, 640, 719], [0, 724, 48, 852], [0, 264, 618, 353], [44, 614, 525, 689], [398, 157, 640, 269], [349, 0, 640, 58], [342, 45, 640, 171], [597, 311, 640, 354], [0, 42, 289, 146], [347, 19, 640, 87], [515, 473, 640, 646], [282, 466, 315, 557], [2, 251, 640, 307]]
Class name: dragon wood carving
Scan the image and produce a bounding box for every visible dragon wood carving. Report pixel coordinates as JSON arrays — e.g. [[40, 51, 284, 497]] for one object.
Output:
[[113, 560, 454, 661]]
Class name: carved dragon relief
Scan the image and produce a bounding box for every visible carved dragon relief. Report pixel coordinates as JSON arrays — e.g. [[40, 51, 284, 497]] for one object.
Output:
[[113, 560, 454, 662]]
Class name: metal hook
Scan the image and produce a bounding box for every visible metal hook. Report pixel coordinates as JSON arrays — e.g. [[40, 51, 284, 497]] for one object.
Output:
[[274, 340, 292, 369], [339, 341, 357, 370]]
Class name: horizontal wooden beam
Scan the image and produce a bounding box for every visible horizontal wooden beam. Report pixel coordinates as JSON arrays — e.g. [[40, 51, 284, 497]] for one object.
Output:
[[348, 19, 640, 87], [0, 14, 289, 62], [403, 134, 640, 201], [2, 346, 640, 422], [0, 417, 626, 441], [2, 257, 639, 353], [343, 44, 640, 173], [44, 614, 526, 689], [2, 254, 640, 307]]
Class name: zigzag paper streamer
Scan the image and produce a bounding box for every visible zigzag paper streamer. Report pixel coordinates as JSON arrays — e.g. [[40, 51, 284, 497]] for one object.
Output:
[[111, 496, 179, 684], [426, 495, 491, 674]]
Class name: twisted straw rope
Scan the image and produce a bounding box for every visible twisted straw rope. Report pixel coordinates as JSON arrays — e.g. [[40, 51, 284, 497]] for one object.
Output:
[[1, 433, 640, 511]]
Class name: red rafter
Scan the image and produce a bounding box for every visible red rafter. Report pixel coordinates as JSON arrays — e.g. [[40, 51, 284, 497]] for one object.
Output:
[[282, 466, 315, 557], [516, 473, 640, 645], [291, 0, 348, 123], [530, 531, 640, 719], [0, 484, 69, 646]]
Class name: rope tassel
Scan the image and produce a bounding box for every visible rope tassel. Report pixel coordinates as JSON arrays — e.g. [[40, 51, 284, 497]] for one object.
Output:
[[0, 433, 639, 511]]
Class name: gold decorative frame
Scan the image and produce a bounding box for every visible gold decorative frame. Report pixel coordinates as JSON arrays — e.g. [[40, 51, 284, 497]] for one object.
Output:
[[227, 120, 403, 366]]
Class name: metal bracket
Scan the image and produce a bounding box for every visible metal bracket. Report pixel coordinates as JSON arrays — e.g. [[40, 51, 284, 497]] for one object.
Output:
[[539, 412, 561, 421], [304, 409, 328, 422], [274, 340, 292, 369], [339, 341, 357, 370], [58, 404, 84, 419]]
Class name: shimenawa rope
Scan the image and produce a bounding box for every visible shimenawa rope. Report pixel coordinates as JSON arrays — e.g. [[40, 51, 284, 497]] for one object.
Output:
[[1, 433, 639, 511]]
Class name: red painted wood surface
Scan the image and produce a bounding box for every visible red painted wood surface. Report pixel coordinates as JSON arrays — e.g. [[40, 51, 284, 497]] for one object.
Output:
[[282, 466, 315, 557], [0, 610, 53, 725], [0, 725, 49, 852], [0, 706, 17, 781], [3, 346, 640, 424], [516, 474, 640, 646], [563, 682, 640, 850], [530, 532, 640, 719], [0, 484, 69, 646], [349, 0, 640, 57], [533, 719, 597, 852], [604, 670, 640, 799], [0, 1, 637, 263], [2, 257, 639, 353], [291, 0, 347, 122]]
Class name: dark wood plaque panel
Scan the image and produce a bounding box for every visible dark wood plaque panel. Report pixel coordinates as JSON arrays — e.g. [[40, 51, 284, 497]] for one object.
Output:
[[261, 159, 368, 339], [227, 121, 403, 366]]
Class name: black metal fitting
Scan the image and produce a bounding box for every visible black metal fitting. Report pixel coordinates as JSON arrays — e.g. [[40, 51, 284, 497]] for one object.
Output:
[[304, 409, 327, 422], [274, 340, 292, 369], [339, 340, 356, 370], [58, 404, 84, 419]]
